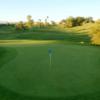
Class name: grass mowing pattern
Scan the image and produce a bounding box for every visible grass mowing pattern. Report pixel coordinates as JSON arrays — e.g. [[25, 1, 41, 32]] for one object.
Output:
[[0, 44, 100, 100], [0, 40, 57, 45], [0, 32, 90, 43]]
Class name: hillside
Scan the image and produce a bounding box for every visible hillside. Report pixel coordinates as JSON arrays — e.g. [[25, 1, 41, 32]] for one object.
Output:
[[0, 25, 91, 45]]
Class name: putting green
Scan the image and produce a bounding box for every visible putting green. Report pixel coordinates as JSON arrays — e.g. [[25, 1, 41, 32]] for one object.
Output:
[[0, 44, 100, 99]]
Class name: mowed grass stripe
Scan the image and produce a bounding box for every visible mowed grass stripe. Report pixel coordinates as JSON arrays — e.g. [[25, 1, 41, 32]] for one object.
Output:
[[0, 40, 57, 45]]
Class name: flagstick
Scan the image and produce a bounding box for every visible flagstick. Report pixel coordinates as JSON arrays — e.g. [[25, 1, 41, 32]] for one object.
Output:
[[48, 48, 52, 67], [49, 54, 52, 67]]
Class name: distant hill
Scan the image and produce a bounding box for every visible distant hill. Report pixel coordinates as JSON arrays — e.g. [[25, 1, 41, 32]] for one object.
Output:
[[70, 23, 95, 34]]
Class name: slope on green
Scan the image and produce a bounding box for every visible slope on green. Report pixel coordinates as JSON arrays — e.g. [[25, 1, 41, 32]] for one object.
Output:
[[0, 44, 100, 100]]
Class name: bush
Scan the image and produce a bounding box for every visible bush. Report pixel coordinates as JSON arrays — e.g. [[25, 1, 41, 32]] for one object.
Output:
[[90, 23, 100, 45]]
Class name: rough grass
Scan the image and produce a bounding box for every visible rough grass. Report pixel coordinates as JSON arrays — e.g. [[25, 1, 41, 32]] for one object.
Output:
[[71, 23, 95, 34], [0, 44, 100, 100]]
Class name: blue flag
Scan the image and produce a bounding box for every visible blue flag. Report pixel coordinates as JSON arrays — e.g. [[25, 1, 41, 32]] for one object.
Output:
[[48, 48, 52, 55]]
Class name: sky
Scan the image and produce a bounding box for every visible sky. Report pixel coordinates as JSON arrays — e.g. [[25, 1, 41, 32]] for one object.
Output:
[[0, 0, 100, 22]]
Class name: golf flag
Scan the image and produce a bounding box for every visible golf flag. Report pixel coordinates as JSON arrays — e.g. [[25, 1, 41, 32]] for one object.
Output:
[[48, 48, 52, 55], [48, 48, 52, 66]]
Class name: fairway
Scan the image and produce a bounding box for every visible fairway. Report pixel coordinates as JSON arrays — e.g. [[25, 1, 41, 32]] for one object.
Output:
[[0, 43, 100, 100]]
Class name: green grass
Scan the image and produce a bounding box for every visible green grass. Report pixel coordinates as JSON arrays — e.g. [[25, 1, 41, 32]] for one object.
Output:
[[0, 25, 90, 44], [0, 40, 57, 45], [0, 25, 100, 100], [0, 47, 17, 67], [70, 23, 95, 34], [0, 44, 100, 100]]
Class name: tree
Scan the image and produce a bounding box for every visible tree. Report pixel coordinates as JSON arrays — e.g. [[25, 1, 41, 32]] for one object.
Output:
[[26, 15, 34, 29], [38, 19, 42, 28], [59, 16, 94, 27], [26, 19, 34, 29], [75, 16, 85, 26], [90, 23, 100, 45], [15, 21, 25, 30], [59, 19, 66, 28], [27, 15, 32, 21], [45, 16, 49, 27], [51, 21, 57, 26], [66, 16, 75, 28], [83, 17, 94, 24]]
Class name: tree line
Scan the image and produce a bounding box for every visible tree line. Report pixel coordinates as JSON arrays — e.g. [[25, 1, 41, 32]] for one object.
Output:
[[15, 15, 56, 30], [14, 15, 100, 45], [15, 15, 95, 30], [0, 15, 100, 45], [59, 16, 94, 28]]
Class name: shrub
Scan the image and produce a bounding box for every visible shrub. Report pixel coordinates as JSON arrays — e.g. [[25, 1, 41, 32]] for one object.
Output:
[[90, 23, 100, 45]]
